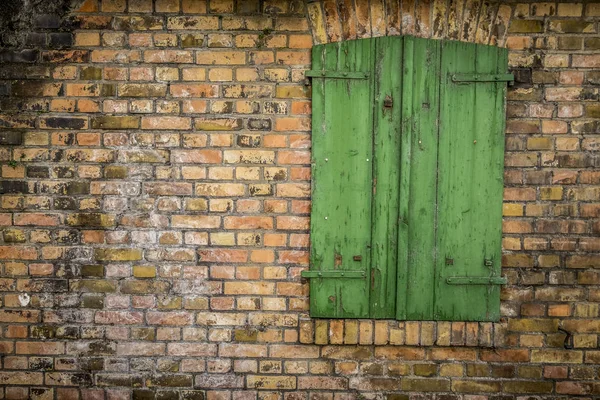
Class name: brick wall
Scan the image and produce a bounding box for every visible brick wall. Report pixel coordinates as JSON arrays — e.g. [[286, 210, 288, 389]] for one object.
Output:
[[0, 0, 599, 399]]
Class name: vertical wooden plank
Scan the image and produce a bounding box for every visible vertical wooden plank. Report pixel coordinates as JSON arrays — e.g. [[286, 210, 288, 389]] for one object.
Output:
[[435, 40, 507, 321], [396, 36, 441, 320], [396, 36, 412, 320], [370, 36, 402, 319], [310, 39, 375, 318]]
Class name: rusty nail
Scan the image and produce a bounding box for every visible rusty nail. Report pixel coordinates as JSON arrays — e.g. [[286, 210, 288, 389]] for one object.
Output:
[[474, 140, 477, 144]]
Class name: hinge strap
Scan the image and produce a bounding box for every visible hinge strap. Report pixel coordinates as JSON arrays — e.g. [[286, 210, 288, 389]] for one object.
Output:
[[305, 70, 370, 79], [446, 276, 507, 285], [451, 73, 514, 83], [301, 270, 366, 278]]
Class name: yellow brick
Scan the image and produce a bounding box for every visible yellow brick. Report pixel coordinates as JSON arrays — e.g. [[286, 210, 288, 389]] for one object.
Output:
[[94, 248, 142, 261], [540, 187, 563, 201], [527, 137, 553, 150], [208, 68, 233, 82], [314, 320, 328, 345], [182, 0, 207, 13], [440, 363, 464, 377], [210, 232, 235, 246], [156, 0, 180, 12], [359, 320, 373, 345], [503, 203, 523, 217], [75, 32, 100, 46], [156, 67, 179, 81], [557, 2, 583, 16], [102, 0, 126, 12], [133, 265, 157, 278], [236, 68, 259, 82]]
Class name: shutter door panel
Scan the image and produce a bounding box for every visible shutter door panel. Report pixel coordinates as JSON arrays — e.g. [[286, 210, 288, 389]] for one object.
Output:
[[308, 39, 374, 318], [435, 40, 507, 321], [370, 36, 402, 319], [396, 36, 441, 320]]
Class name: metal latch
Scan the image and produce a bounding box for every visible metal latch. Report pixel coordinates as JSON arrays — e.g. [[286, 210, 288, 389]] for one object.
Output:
[[383, 95, 393, 109]]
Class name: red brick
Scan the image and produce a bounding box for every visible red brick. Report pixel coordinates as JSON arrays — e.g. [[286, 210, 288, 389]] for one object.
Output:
[[16, 341, 65, 355]]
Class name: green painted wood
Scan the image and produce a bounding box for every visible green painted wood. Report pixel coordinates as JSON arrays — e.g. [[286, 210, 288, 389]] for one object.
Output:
[[370, 36, 402, 319], [396, 36, 441, 320], [435, 40, 507, 321], [309, 39, 375, 318]]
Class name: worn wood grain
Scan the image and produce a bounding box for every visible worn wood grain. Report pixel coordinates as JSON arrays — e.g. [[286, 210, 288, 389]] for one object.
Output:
[[370, 36, 402, 319], [397, 36, 441, 320]]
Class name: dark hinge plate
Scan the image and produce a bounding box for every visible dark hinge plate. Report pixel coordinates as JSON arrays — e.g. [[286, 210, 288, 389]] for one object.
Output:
[[305, 70, 370, 79], [451, 73, 514, 83], [446, 276, 508, 285], [301, 270, 366, 279]]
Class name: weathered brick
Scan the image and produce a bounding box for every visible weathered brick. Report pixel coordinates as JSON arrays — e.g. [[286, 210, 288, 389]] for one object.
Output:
[[141, 116, 191, 130], [118, 83, 167, 97], [247, 375, 296, 390], [91, 116, 140, 129], [94, 248, 143, 261], [0, 372, 44, 385]]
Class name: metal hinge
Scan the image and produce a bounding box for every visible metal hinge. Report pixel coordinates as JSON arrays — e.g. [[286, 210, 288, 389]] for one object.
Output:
[[446, 276, 508, 285], [301, 270, 366, 279], [305, 70, 370, 79], [451, 73, 514, 83]]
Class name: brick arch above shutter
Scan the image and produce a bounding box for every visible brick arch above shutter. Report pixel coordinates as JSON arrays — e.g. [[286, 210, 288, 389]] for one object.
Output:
[[306, 0, 514, 47]]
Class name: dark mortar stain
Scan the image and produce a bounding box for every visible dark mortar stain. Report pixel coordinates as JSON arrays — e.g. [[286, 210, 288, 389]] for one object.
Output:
[[0, 0, 86, 48]]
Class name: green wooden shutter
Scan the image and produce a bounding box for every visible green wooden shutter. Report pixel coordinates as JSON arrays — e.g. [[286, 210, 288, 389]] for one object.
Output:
[[304, 40, 375, 318], [305, 36, 509, 321], [434, 41, 508, 321]]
